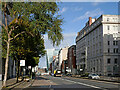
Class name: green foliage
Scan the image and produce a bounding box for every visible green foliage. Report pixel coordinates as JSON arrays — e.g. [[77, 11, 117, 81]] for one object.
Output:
[[2, 2, 63, 66], [10, 2, 63, 46]]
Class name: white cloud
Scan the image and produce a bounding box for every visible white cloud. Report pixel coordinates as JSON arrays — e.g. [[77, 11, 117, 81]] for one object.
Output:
[[63, 33, 76, 37], [59, 7, 67, 14], [73, 8, 103, 22]]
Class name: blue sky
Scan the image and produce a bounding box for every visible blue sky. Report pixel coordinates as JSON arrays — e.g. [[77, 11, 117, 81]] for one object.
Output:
[[39, 2, 118, 68], [59, 2, 118, 33]]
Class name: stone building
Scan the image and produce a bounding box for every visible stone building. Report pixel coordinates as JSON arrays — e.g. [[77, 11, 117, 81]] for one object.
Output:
[[76, 15, 120, 76], [58, 47, 69, 72]]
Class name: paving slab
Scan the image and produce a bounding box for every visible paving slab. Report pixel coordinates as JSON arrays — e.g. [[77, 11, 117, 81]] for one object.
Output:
[[31, 76, 57, 87]]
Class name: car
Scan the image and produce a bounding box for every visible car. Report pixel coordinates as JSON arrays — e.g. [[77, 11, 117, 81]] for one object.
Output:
[[88, 74, 100, 79]]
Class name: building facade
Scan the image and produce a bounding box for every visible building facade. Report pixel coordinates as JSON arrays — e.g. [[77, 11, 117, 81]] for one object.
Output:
[[51, 55, 59, 73], [76, 15, 120, 76], [58, 47, 69, 71], [67, 45, 77, 75], [46, 49, 59, 71], [61, 60, 68, 74], [2, 57, 16, 80]]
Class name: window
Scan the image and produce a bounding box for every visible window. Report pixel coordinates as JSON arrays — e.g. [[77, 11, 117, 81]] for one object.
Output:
[[107, 26, 110, 30], [100, 49, 102, 53], [93, 38, 95, 43], [119, 29, 120, 33], [107, 18, 109, 21], [96, 50, 98, 54], [113, 26, 115, 29], [116, 41, 118, 45], [96, 30, 98, 35], [108, 48, 110, 53], [113, 18, 117, 22], [114, 58, 117, 64], [107, 58, 111, 64], [93, 31, 94, 36], [108, 41, 110, 45], [113, 41, 115, 45], [99, 42, 101, 47], [113, 48, 116, 53], [107, 66, 112, 72], [116, 48, 118, 53], [113, 48, 118, 53]]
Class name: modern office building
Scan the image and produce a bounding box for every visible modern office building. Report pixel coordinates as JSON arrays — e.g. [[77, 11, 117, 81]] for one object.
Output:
[[76, 15, 120, 76], [46, 49, 59, 70]]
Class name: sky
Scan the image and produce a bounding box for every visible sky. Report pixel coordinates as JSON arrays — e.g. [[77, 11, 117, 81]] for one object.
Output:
[[38, 2, 118, 68]]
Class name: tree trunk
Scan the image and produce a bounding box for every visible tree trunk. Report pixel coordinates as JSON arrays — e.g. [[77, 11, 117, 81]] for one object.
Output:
[[3, 40, 10, 87], [16, 60, 20, 83]]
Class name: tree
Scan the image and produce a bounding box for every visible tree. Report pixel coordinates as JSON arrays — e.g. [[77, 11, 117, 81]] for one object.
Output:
[[9, 19, 46, 82], [2, 2, 28, 87], [1, 2, 63, 87]]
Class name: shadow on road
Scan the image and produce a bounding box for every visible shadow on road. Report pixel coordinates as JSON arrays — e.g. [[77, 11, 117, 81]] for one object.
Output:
[[36, 76, 49, 80]]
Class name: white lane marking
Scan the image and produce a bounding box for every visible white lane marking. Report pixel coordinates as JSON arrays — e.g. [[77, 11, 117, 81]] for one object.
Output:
[[77, 82, 101, 89], [61, 78, 101, 89], [51, 77, 102, 89]]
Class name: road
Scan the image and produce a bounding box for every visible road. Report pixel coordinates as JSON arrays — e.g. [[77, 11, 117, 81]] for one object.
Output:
[[24, 75, 120, 90]]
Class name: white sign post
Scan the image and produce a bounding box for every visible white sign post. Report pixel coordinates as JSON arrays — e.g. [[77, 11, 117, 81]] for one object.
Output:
[[28, 66, 31, 69], [0, 74, 2, 80], [20, 60, 25, 66]]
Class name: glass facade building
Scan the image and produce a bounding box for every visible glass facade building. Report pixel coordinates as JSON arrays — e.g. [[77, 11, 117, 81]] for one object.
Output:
[[46, 49, 60, 71]]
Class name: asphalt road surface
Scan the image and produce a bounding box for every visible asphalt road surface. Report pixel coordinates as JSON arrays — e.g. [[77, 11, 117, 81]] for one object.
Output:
[[24, 75, 120, 90]]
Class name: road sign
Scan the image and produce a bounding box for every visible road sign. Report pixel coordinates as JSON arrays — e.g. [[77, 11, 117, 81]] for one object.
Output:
[[20, 60, 25, 66]]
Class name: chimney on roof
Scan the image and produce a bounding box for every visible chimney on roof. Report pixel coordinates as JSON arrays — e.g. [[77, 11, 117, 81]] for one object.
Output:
[[89, 17, 92, 26], [77, 32, 80, 36]]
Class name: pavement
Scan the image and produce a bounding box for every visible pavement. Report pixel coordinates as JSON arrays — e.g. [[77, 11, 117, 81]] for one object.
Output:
[[1, 77, 34, 90], [0, 81, 2, 90], [6, 78, 18, 87], [31, 76, 57, 87]]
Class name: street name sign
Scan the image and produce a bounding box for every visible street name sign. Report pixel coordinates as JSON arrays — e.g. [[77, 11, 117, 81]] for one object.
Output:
[[20, 60, 25, 66]]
